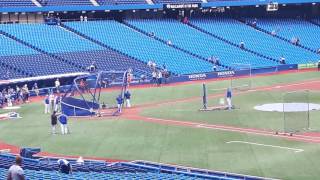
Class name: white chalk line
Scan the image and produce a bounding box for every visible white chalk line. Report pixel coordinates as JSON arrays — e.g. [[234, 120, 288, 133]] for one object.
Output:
[[226, 141, 304, 153], [144, 117, 320, 143]]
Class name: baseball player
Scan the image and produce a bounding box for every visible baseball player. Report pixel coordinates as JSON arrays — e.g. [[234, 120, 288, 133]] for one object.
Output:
[[116, 95, 124, 113], [124, 91, 131, 108], [58, 114, 69, 135], [226, 88, 232, 110]]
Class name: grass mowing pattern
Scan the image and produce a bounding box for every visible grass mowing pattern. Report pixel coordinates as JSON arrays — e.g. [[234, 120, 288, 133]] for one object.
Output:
[[0, 71, 319, 179]]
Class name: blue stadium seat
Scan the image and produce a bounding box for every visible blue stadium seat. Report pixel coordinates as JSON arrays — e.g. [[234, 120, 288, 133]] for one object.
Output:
[[250, 18, 320, 52], [153, 0, 202, 3], [0, 154, 266, 180], [42, 0, 93, 6], [128, 19, 274, 69], [97, 0, 147, 5], [0, 0, 35, 7], [190, 18, 319, 65], [64, 20, 214, 74]]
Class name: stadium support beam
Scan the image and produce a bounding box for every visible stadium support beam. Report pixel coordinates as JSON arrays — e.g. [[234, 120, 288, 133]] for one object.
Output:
[[32, 0, 42, 7], [90, 0, 100, 6]]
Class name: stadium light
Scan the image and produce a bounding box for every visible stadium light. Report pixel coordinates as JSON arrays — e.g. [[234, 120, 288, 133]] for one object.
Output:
[[312, 2, 316, 5]]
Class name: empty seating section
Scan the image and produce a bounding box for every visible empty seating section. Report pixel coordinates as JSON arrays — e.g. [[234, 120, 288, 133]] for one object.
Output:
[[191, 18, 319, 65], [153, 0, 202, 3], [0, 34, 79, 78], [0, 0, 34, 7], [42, 0, 93, 6], [0, 54, 80, 76], [0, 66, 24, 79], [0, 24, 104, 54], [97, 0, 147, 5], [0, 35, 38, 56], [129, 19, 268, 68], [65, 21, 213, 74], [0, 23, 151, 79], [57, 50, 152, 76], [1, 18, 320, 80], [254, 18, 320, 51]]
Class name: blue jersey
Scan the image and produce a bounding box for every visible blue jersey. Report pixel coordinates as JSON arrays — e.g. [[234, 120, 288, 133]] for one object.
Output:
[[59, 115, 68, 125], [116, 96, 123, 104], [44, 97, 49, 104], [226, 89, 232, 98], [124, 91, 131, 99]]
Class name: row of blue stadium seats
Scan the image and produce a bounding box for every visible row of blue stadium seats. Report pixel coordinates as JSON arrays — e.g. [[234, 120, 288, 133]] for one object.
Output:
[[153, 0, 202, 3], [97, 0, 147, 5], [42, 0, 93, 6], [0, 0, 34, 7], [191, 18, 319, 65], [248, 18, 320, 51], [0, 0, 202, 7], [0, 54, 81, 76], [127, 19, 276, 69], [1, 17, 319, 80], [0, 153, 266, 180], [0, 23, 152, 79], [0, 23, 104, 54], [55, 50, 152, 77], [64, 20, 215, 74], [2, 167, 223, 180]]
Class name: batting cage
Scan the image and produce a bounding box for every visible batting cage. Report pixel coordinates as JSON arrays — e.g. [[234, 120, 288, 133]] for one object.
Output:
[[61, 70, 129, 117], [282, 90, 310, 134], [230, 63, 252, 91]]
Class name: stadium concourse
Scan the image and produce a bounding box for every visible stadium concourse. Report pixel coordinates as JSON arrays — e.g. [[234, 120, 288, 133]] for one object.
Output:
[[1, 0, 320, 179]]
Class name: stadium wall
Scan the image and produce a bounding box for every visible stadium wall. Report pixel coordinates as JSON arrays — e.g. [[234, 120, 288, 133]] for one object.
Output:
[[169, 64, 297, 82]]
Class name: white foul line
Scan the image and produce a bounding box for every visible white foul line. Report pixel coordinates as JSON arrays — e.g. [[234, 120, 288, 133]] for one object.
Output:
[[226, 141, 304, 153]]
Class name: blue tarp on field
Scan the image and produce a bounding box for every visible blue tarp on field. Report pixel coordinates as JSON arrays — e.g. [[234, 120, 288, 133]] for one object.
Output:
[[61, 97, 99, 116]]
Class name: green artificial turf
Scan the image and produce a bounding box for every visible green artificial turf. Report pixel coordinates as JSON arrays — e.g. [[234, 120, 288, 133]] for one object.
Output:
[[0, 71, 319, 180]]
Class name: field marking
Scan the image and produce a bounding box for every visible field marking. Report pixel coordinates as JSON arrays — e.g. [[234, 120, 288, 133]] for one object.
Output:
[[226, 141, 304, 153], [209, 87, 228, 91], [142, 117, 320, 143]]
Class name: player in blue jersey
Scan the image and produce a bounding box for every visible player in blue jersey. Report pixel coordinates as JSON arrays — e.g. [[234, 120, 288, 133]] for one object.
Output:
[[58, 114, 69, 135], [226, 88, 232, 110], [44, 95, 50, 114], [116, 95, 124, 113]]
